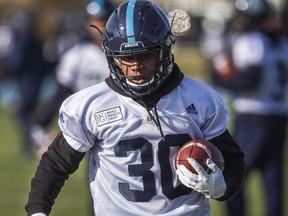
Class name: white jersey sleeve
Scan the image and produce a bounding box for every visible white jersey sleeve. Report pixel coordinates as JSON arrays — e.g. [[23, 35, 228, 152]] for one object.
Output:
[[58, 78, 229, 216]]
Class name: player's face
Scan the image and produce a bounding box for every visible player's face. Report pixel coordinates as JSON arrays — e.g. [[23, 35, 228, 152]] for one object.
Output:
[[118, 51, 159, 85]]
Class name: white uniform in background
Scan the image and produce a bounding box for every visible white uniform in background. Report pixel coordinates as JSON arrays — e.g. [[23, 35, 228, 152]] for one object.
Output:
[[56, 41, 110, 92], [231, 32, 288, 115]]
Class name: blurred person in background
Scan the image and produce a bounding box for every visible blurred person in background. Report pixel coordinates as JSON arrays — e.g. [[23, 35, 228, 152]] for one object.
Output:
[[30, 0, 116, 158], [211, 0, 288, 215], [199, 0, 234, 64], [0, 9, 50, 159]]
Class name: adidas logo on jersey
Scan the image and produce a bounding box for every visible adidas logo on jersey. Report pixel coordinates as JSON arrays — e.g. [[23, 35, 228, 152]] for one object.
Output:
[[186, 103, 198, 115]]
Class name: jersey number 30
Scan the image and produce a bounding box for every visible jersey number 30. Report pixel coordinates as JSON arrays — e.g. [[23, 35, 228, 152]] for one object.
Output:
[[114, 134, 192, 202]]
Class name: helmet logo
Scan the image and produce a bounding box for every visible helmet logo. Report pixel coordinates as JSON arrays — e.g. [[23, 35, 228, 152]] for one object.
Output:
[[120, 41, 144, 51]]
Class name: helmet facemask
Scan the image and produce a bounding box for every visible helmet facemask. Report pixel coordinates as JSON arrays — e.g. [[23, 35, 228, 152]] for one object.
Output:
[[104, 34, 175, 97]]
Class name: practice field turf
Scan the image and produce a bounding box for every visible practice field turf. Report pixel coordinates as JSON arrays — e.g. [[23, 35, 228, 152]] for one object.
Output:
[[0, 45, 287, 216]]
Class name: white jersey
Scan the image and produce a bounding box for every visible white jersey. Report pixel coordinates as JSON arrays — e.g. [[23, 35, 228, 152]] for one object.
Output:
[[231, 32, 288, 115], [58, 77, 229, 216], [56, 41, 110, 92]]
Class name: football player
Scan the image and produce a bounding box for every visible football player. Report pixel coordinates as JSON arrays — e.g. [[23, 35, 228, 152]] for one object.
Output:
[[25, 1, 245, 215]]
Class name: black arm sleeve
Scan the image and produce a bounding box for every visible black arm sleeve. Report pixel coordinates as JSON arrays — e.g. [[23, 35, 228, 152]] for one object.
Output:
[[25, 132, 86, 216], [209, 129, 245, 201]]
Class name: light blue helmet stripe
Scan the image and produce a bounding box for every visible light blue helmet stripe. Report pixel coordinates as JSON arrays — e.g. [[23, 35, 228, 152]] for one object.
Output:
[[126, 0, 137, 43]]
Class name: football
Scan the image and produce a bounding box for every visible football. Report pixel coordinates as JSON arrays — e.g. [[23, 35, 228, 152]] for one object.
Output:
[[175, 140, 225, 174]]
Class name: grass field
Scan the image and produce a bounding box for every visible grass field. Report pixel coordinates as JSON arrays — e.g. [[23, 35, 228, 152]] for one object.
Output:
[[0, 45, 287, 216]]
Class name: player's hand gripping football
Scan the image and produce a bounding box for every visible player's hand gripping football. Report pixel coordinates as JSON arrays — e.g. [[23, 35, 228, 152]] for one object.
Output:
[[176, 158, 227, 199]]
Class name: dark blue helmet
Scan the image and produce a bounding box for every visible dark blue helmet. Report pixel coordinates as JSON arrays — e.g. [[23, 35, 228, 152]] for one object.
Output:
[[103, 0, 175, 97]]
